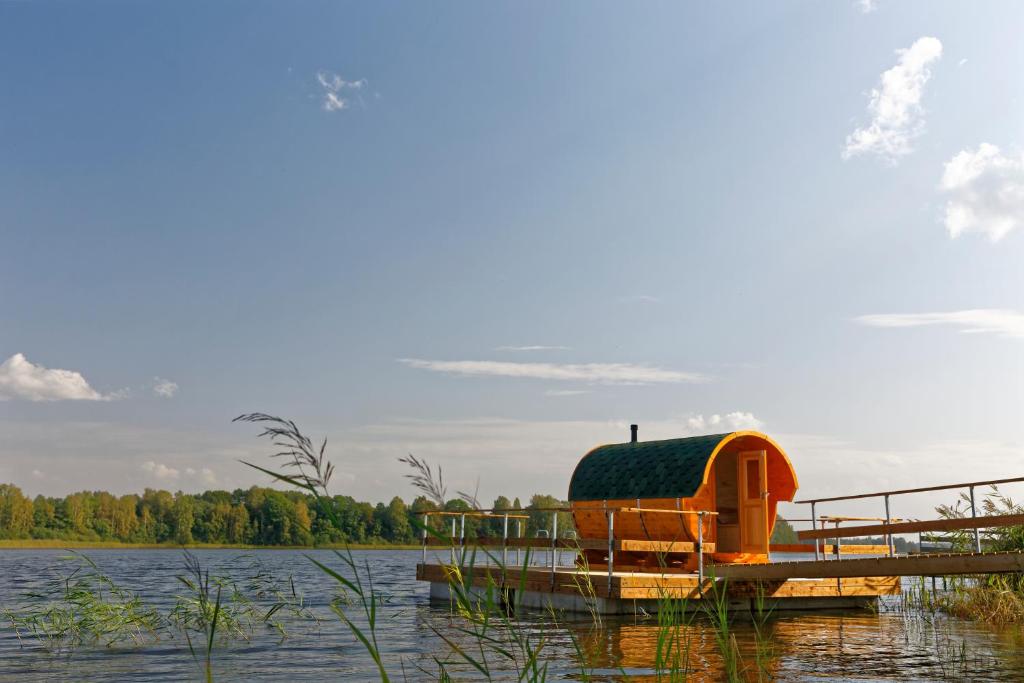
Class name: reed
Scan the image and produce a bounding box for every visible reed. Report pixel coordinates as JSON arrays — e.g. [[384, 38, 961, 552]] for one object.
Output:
[[2, 551, 159, 651]]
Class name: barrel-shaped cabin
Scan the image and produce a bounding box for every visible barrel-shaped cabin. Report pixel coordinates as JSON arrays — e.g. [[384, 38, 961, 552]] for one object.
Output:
[[569, 429, 798, 571]]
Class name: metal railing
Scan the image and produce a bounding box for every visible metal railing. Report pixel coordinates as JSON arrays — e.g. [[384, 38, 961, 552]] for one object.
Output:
[[420, 505, 718, 592], [793, 475, 1024, 559]]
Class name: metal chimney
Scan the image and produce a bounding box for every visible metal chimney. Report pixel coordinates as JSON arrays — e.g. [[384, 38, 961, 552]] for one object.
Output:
[[630, 424, 638, 443]]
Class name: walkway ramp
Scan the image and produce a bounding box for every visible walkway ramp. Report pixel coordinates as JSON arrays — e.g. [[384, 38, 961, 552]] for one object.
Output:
[[712, 551, 1024, 580]]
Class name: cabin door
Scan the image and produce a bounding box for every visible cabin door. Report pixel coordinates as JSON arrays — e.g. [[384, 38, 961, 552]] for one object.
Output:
[[738, 450, 769, 554]]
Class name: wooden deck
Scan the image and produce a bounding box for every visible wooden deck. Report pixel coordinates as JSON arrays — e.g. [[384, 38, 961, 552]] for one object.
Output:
[[710, 550, 1024, 580], [416, 562, 900, 601]]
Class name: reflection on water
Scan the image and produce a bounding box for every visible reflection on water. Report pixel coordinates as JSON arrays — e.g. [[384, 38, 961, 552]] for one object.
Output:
[[1, 549, 1023, 681]]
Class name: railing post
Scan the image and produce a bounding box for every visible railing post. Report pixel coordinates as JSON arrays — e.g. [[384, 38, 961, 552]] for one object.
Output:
[[884, 494, 894, 557], [811, 502, 819, 560], [697, 511, 705, 593], [550, 511, 558, 587], [969, 485, 981, 553], [833, 520, 842, 559], [421, 513, 428, 565], [607, 510, 615, 594], [450, 518, 457, 565], [502, 513, 509, 567], [516, 519, 522, 566], [818, 515, 827, 560]]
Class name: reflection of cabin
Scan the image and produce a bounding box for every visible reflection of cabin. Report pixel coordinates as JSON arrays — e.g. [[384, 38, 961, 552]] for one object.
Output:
[[568, 428, 798, 571]]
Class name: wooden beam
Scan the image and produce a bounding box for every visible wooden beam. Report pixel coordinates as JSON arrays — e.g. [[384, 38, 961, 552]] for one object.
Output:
[[770, 544, 889, 555], [797, 513, 1024, 541], [710, 551, 1024, 580], [617, 540, 715, 553]]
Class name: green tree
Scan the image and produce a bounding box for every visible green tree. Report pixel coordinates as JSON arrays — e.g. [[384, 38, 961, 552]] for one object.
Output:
[[380, 496, 412, 543], [486, 496, 513, 536], [770, 516, 798, 544], [226, 503, 249, 544], [172, 493, 195, 545], [0, 484, 34, 538], [32, 495, 56, 529], [526, 494, 573, 539]]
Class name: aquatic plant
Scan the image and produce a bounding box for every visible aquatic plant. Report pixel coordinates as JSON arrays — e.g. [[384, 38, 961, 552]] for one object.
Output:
[[3, 552, 159, 651]]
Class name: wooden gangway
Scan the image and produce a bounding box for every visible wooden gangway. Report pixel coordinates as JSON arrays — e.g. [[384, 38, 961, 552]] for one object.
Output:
[[713, 551, 1024, 580]]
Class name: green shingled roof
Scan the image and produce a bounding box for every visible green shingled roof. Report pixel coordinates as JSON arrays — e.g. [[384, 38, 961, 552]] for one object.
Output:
[[568, 433, 731, 501]]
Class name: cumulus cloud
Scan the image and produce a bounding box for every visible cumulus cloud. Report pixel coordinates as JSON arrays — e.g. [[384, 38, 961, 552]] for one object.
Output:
[[495, 345, 572, 352], [141, 460, 179, 480], [684, 412, 765, 433], [842, 36, 943, 163], [856, 0, 877, 13], [940, 143, 1024, 241], [185, 467, 217, 486], [856, 310, 1024, 339], [398, 358, 709, 385], [141, 462, 216, 485], [0, 353, 109, 401], [153, 378, 179, 398], [316, 71, 367, 112]]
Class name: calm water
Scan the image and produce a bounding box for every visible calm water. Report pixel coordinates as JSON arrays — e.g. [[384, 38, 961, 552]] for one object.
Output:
[[1, 549, 1023, 681]]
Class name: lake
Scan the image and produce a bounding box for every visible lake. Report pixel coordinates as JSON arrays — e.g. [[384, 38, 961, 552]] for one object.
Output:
[[2, 549, 1023, 681]]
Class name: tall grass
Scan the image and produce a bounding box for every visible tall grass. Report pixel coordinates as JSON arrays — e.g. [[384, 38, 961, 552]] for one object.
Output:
[[2, 551, 159, 651], [930, 485, 1024, 624]]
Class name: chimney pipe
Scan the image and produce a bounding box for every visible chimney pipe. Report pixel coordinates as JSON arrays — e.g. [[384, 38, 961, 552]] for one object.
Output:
[[630, 424, 638, 443]]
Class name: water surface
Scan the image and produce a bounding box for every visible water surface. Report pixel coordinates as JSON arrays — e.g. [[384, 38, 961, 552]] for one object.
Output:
[[1, 549, 1022, 681]]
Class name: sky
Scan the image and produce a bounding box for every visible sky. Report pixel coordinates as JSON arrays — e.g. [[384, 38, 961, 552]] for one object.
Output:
[[2, 0, 1024, 524]]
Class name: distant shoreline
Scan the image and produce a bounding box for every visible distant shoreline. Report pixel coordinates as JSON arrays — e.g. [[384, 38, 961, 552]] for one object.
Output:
[[0, 539, 423, 551]]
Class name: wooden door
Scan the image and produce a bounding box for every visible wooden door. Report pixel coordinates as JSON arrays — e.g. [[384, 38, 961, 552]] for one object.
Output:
[[738, 450, 769, 554]]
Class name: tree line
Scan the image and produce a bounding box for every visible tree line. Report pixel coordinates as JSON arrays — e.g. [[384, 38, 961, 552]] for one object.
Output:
[[0, 483, 571, 546]]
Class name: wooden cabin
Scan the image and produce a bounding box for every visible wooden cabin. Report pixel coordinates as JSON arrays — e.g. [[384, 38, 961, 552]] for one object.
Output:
[[569, 428, 798, 572]]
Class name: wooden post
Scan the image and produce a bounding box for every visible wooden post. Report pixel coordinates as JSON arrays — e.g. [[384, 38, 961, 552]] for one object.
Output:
[[884, 495, 894, 557], [811, 502, 819, 560], [698, 511, 705, 593], [969, 486, 982, 553], [607, 510, 615, 594]]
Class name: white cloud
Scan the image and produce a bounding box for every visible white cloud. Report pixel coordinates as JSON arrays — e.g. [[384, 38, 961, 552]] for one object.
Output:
[[685, 412, 765, 433], [856, 309, 1024, 339], [316, 71, 367, 112], [31, 469, 44, 479], [545, 389, 590, 397], [0, 353, 109, 401], [495, 345, 571, 352], [141, 460, 180, 481], [775, 433, 1024, 521], [185, 467, 217, 486], [842, 36, 943, 163], [856, 0, 877, 13], [153, 378, 179, 398], [398, 358, 709, 385], [940, 143, 1024, 241]]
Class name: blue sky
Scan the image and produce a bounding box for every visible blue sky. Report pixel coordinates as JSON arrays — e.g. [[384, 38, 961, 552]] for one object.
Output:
[[2, 1, 1023, 520]]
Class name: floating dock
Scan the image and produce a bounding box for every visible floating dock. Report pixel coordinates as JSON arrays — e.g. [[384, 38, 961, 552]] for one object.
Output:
[[416, 562, 899, 614], [415, 427, 1024, 615]]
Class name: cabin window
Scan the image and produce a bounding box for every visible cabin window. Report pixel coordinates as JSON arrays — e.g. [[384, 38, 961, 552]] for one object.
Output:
[[746, 458, 761, 499]]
